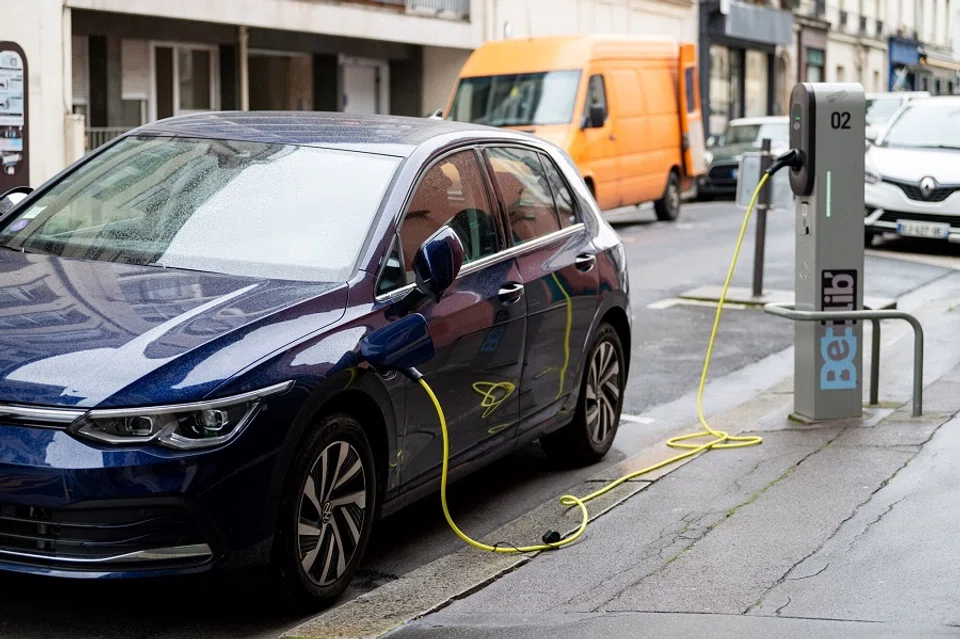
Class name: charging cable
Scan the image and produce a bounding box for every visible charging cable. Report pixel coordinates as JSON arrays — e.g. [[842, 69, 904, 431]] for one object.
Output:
[[416, 149, 803, 554]]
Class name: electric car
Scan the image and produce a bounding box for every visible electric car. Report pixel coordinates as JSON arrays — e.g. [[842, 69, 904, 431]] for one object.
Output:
[[0, 112, 631, 603], [864, 97, 960, 246]]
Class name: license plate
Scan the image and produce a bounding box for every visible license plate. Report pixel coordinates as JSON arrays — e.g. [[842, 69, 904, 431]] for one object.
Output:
[[896, 220, 951, 239]]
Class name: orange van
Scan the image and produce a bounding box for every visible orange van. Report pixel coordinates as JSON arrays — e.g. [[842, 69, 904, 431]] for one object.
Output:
[[445, 35, 706, 220]]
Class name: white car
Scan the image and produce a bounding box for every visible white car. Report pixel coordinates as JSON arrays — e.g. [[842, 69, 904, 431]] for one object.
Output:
[[864, 91, 930, 142], [864, 97, 960, 246]]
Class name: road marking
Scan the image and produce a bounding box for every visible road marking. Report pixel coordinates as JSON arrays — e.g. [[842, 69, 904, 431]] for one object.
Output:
[[647, 298, 679, 309], [620, 414, 655, 425]]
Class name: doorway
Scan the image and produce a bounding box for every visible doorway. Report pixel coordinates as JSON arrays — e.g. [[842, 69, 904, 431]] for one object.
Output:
[[248, 51, 314, 111], [151, 42, 219, 121], [340, 56, 390, 115]]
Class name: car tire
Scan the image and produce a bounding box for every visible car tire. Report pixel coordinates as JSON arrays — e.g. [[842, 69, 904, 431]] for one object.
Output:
[[540, 323, 625, 467], [654, 171, 681, 221], [271, 412, 377, 607]]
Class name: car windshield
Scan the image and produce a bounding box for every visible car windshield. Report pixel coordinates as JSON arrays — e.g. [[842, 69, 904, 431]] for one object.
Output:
[[865, 97, 904, 125], [448, 71, 582, 127], [721, 122, 788, 147], [0, 136, 401, 282], [880, 103, 960, 150]]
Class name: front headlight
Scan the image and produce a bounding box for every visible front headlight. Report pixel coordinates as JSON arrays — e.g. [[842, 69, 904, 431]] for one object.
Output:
[[704, 150, 713, 164], [72, 381, 294, 450]]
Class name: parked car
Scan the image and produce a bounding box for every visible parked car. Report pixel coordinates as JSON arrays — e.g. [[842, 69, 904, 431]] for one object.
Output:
[[446, 35, 707, 221], [0, 112, 631, 604], [864, 91, 931, 142], [864, 97, 960, 245], [696, 116, 789, 199]]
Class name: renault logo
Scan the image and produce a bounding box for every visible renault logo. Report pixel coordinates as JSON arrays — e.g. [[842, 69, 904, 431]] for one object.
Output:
[[920, 176, 937, 199]]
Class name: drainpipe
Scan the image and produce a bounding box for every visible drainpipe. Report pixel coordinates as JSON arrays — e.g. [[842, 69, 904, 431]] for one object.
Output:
[[239, 25, 249, 111]]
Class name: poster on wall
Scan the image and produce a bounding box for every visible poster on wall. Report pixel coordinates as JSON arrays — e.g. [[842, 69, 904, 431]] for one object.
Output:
[[0, 42, 28, 192]]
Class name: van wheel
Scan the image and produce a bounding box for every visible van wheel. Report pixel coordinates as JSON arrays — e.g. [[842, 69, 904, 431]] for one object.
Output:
[[271, 413, 377, 607], [654, 171, 681, 221], [541, 323, 625, 467]]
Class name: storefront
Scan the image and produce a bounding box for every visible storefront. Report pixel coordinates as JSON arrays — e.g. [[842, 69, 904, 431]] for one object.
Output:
[[699, 0, 793, 136], [920, 53, 960, 95], [888, 36, 921, 91]]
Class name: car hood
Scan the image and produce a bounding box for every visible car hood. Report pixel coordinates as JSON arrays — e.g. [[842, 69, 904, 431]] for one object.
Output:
[[866, 145, 960, 183], [710, 142, 788, 164], [0, 251, 347, 408]]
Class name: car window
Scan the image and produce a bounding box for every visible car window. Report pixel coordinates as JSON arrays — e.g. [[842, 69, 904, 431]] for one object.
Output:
[[539, 152, 577, 229], [0, 136, 401, 283], [722, 122, 788, 146], [487, 147, 562, 244], [879, 103, 960, 150], [396, 150, 498, 284], [586, 75, 608, 117]]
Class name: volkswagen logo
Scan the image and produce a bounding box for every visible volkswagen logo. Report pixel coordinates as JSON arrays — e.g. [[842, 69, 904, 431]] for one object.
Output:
[[919, 176, 937, 200]]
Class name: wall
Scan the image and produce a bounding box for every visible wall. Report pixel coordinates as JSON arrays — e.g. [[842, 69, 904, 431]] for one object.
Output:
[[66, 0, 484, 51], [422, 46, 471, 114], [486, 0, 697, 42], [0, 0, 70, 186], [826, 37, 859, 81]]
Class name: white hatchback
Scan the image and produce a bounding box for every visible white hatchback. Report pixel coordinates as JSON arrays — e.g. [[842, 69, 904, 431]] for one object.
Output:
[[864, 97, 960, 246]]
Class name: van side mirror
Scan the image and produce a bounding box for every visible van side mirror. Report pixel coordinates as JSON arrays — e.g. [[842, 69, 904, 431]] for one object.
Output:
[[411, 226, 464, 304], [0, 186, 32, 219], [584, 104, 607, 129]]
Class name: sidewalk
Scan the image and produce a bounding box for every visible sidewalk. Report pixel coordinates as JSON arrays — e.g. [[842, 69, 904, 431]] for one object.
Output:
[[285, 272, 960, 639], [381, 287, 960, 637]]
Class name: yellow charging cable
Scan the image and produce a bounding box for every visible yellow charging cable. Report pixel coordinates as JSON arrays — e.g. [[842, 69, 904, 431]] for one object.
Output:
[[418, 173, 771, 553]]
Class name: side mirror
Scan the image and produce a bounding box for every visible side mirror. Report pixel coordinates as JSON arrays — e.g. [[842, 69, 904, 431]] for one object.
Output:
[[0, 186, 32, 219], [360, 313, 435, 373], [411, 226, 464, 304], [586, 104, 607, 129]]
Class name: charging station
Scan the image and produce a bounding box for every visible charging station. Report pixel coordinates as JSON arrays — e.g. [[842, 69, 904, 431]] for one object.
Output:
[[788, 82, 866, 421]]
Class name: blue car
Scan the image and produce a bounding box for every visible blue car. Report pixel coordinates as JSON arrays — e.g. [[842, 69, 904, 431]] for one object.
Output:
[[0, 112, 631, 603]]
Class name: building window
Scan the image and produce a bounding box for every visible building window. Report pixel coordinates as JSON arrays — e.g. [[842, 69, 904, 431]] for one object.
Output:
[[874, 70, 881, 91], [709, 44, 731, 121], [922, 76, 929, 90], [805, 47, 825, 82], [744, 50, 769, 117], [950, 80, 955, 94], [836, 65, 846, 81]]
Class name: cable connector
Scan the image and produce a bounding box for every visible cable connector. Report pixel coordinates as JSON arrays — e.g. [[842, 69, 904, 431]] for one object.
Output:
[[541, 530, 562, 545], [766, 149, 804, 176]]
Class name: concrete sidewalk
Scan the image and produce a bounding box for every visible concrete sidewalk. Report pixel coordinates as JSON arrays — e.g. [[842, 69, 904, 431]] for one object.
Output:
[[385, 356, 960, 634]]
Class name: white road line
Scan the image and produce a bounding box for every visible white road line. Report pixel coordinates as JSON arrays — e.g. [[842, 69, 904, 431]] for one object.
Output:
[[647, 298, 680, 309], [620, 414, 656, 425]]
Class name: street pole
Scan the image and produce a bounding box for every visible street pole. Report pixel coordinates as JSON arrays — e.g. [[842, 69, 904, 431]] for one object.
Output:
[[752, 138, 772, 298]]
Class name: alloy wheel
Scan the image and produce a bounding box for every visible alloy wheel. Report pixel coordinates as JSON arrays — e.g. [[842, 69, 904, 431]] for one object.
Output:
[[297, 440, 368, 586], [585, 340, 621, 445]]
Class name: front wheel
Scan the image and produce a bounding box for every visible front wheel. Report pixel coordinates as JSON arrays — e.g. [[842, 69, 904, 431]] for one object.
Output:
[[272, 413, 377, 606], [541, 323, 626, 467], [654, 171, 681, 221]]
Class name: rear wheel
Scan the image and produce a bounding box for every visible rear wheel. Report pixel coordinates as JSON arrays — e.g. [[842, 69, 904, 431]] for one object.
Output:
[[654, 171, 681, 221], [541, 323, 625, 466], [272, 413, 377, 606]]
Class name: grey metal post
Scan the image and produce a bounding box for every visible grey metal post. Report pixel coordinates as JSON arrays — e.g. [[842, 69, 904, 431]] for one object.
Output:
[[752, 138, 772, 298], [789, 83, 866, 421]]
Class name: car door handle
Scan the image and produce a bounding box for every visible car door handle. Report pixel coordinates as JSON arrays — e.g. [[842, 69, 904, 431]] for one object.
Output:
[[498, 282, 524, 305], [575, 253, 597, 272]]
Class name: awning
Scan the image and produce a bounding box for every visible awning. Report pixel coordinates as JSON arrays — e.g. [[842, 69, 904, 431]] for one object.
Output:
[[920, 56, 960, 72]]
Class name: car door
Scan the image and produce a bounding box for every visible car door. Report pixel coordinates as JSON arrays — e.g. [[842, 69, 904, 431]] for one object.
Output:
[[580, 72, 621, 210], [384, 148, 527, 488], [484, 145, 599, 437]]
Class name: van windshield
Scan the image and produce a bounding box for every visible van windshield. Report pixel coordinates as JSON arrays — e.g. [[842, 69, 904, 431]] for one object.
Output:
[[449, 71, 582, 127]]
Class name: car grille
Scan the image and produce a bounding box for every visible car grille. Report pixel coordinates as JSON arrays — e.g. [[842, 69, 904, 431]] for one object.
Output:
[[878, 210, 960, 226], [0, 501, 209, 567], [708, 163, 738, 183], [883, 178, 960, 203]]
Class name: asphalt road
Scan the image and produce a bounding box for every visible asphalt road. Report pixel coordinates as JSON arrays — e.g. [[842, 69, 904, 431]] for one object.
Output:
[[0, 200, 955, 639]]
